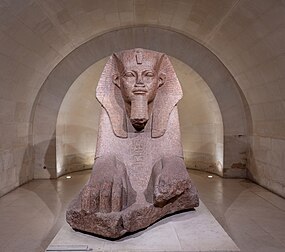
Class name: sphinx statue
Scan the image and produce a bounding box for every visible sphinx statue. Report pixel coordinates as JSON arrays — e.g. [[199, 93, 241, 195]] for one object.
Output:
[[66, 48, 199, 238]]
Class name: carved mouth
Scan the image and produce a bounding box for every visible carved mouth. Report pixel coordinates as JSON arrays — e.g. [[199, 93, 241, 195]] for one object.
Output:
[[132, 89, 147, 94]]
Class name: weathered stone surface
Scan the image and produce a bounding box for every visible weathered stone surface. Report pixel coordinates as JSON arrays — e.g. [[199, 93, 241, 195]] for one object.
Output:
[[66, 48, 199, 238]]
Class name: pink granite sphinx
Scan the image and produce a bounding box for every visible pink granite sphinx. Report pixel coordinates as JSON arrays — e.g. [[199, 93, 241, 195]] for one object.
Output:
[[66, 48, 199, 238]]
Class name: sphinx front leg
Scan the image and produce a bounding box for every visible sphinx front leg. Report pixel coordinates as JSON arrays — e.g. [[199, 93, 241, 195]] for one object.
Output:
[[145, 156, 197, 207], [80, 155, 136, 213]]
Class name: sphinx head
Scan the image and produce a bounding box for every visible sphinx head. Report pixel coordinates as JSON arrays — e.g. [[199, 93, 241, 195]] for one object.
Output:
[[112, 49, 166, 131]]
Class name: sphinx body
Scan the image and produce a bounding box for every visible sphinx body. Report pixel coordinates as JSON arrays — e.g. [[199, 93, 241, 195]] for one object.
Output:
[[66, 48, 199, 238]]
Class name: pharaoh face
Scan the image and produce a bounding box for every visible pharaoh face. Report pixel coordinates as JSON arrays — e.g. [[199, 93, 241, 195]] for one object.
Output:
[[117, 64, 163, 104], [113, 50, 165, 131]]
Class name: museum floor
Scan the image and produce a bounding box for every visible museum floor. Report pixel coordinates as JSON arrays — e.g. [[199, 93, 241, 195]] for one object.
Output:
[[0, 169, 284, 252]]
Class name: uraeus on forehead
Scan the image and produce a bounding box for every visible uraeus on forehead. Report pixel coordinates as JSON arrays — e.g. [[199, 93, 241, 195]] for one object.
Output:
[[113, 48, 164, 72]]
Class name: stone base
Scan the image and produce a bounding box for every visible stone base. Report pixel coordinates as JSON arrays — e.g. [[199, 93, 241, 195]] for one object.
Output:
[[66, 184, 198, 238], [47, 201, 239, 252]]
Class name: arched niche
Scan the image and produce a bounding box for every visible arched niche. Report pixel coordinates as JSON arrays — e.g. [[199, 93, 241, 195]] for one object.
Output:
[[31, 26, 251, 179], [56, 56, 224, 177]]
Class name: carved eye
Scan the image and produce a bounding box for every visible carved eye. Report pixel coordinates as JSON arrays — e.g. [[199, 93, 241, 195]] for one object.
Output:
[[124, 72, 135, 77], [145, 72, 154, 77]]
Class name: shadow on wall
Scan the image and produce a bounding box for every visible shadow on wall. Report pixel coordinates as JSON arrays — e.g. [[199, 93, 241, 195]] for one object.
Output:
[[56, 123, 97, 177], [56, 144, 93, 177], [183, 139, 223, 176], [32, 132, 58, 179], [184, 152, 223, 176], [18, 144, 34, 185]]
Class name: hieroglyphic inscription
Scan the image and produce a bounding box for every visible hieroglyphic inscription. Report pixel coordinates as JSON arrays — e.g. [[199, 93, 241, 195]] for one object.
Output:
[[132, 138, 145, 166], [129, 137, 148, 190]]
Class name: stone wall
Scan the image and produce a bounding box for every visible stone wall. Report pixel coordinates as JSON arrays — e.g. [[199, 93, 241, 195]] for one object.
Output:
[[56, 60, 106, 176]]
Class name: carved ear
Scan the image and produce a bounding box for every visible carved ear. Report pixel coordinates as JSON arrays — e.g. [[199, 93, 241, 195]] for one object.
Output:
[[112, 53, 124, 88], [112, 73, 120, 88], [158, 72, 166, 87]]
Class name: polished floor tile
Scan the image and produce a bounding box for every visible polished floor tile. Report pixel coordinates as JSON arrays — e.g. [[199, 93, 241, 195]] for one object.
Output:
[[0, 170, 285, 252]]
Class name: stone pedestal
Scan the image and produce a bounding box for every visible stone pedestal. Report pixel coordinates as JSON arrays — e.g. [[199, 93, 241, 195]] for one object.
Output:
[[50, 201, 239, 252]]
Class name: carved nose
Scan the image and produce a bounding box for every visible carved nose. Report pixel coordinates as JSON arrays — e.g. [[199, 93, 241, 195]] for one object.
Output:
[[136, 75, 144, 86]]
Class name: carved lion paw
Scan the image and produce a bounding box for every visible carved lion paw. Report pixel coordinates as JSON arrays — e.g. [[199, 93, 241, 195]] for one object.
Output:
[[145, 156, 191, 207], [80, 155, 136, 213]]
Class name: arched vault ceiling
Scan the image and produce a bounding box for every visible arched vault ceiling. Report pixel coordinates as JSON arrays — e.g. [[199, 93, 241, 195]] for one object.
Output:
[[1, 0, 284, 139], [2, 0, 240, 57], [1, 0, 284, 104], [1, 0, 285, 197]]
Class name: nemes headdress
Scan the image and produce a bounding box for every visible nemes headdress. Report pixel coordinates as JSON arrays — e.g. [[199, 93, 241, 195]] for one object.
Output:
[[112, 48, 164, 74], [96, 48, 183, 138]]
